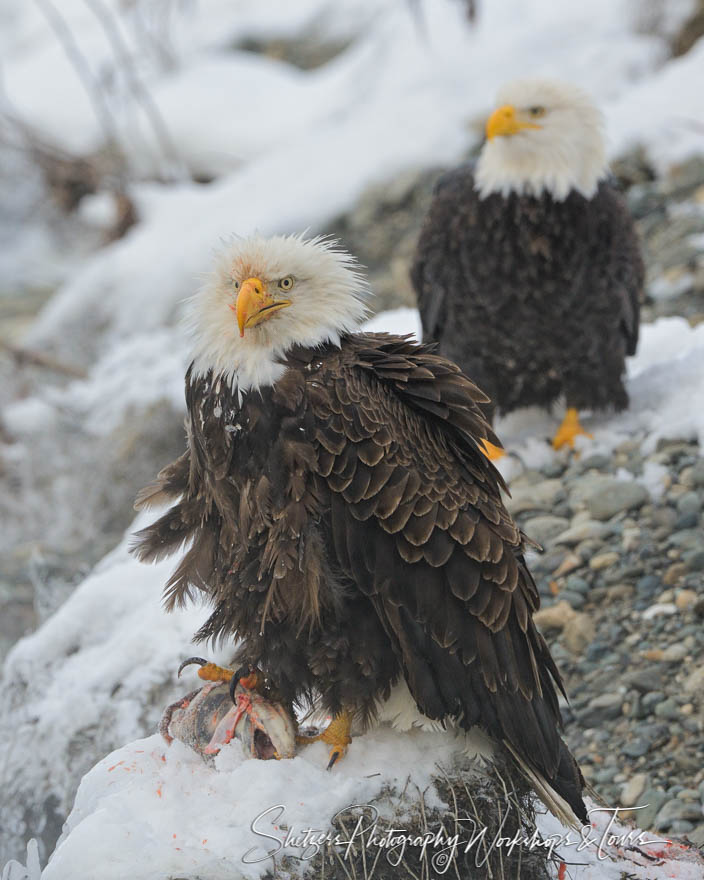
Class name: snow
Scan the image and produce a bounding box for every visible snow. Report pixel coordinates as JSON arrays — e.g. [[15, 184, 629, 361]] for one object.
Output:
[[2, 0, 704, 874], [8, 735, 703, 880]]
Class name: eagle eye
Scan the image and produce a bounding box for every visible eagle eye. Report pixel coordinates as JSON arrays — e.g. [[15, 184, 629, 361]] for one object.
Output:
[[232, 279, 240, 290], [279, 276, 295, 291], [528, 106, 546, 118]]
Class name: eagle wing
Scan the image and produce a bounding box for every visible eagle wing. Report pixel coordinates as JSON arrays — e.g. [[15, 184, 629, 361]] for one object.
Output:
[[596, 183, 643, 356], [306, 333, 585, 820]]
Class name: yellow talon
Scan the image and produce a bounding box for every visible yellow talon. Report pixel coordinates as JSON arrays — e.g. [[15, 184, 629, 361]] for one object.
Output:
[[552, 408, 593, 450], [296, 710, 353, 768], [196, 662, 235, 683], [479, 438, 506, 461]]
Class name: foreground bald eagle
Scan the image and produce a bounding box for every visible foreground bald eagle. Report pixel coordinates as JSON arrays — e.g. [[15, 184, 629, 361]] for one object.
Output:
[[411, 79, 643, 455], [133, 234, 587, 825]]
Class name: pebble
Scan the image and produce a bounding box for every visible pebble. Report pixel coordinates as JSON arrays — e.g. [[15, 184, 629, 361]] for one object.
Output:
[[690, 459, 704, 487], [581, 479, 648, 521], [654, 698, 681, 719], [552, 553, 582, 577], [589, 551, 620, 570], [675, 589, 699, 610], [636, 789, 668, 829], [655, 798, 704, 831], [622, 667, 663, 693], [675, 511, 700, 529], [622, 738, 651, 758], [563, 613, 596, 655], [620, 773, 648, 807], [660, 643, 689, 662], [553, 520, 611, 545], [579, 693, 624, 726], [677, 491, 702, 516], [507, 479, 564, 515], [560, 590, 586, 609], [565, 575, 590, 594], [642, 692, 665, 709], [683, 664, 704, 695], [636, 574, 661, 597], [522, 515, 569, 546], [663, 562, 687, 584], [533, 601, 575, 631], [684, 549, 704, 571]]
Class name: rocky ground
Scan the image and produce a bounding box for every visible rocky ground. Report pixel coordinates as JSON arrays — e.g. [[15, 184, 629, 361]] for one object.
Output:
[[509, 440, 704, 844]]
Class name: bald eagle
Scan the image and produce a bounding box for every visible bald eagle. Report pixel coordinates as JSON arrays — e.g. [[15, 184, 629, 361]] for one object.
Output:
[[411, 79, 643, 455], [133, 234, 587, 825]]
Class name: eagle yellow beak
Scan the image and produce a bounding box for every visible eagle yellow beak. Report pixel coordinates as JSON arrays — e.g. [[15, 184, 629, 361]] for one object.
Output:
[[486, 104, 542, 140], [236, 277, 291, 337]]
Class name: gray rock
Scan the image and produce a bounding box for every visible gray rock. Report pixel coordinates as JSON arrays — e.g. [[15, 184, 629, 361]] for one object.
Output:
[[505, 479, 565, 515], [683, 665, 704, 696], [655, 799, 704, 831], [622, 667, 663, 693], [668, 528, 703, 550], [636, 789, 668, 830], [589, 550, 620, 570], [622, 737, 651, 758], [660, 643, 689, 663], [669, 820, 695, 834], [690, 458, 704, 487], [684, 549, 704, 572], [522, 515, 569, 546], [579, 693, 623, 726], [654, 698, 681, 719], [554, 520, 611, 545], [580, 454, 612, 471], [642, 692, 665, 709], [579, 478, 649, 521], [621, 773, 648, 808], [565, 575, 590, 595], [674, 511, 700, 530], [676, 491, 702, 516], [560, 590, 586, 609], [636, 574, 661, 597]]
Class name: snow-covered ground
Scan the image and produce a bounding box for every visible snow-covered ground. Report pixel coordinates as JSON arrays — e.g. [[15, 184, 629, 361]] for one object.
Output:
[[4, 731, 704, 880], [1, 0, 704, 875]]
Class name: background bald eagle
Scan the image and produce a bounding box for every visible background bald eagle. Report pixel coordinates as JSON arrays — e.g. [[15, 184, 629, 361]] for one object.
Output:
[[411, 78, 644, 454], [133, 234, 587, 826]]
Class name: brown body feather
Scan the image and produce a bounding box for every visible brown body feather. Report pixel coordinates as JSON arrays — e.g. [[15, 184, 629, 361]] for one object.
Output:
[[133, 332, 586, 823], [411, 166, 643, 421]]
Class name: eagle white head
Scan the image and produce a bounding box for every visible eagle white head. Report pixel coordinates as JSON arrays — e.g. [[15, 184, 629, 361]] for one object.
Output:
[[475, 78, 608, 201], [186, 234, 370, 392]]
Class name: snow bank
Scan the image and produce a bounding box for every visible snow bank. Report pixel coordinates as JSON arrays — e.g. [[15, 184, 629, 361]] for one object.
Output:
[[16, 733, 704, 880]]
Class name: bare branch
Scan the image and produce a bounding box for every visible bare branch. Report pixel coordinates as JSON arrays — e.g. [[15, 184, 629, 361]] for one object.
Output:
[[0, 340, 88, 380]]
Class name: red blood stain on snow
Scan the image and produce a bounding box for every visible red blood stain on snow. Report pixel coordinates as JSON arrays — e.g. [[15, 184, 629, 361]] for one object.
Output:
[[107, 761, 124, 772]]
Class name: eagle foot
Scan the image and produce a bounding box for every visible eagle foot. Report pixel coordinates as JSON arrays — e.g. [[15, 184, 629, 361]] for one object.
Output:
[[164, 659, 296, 760], [479, 438, 506, 461], [552, 408, 593, 451], [296, 709, 353, 769], [177, 656, 263, 692]]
